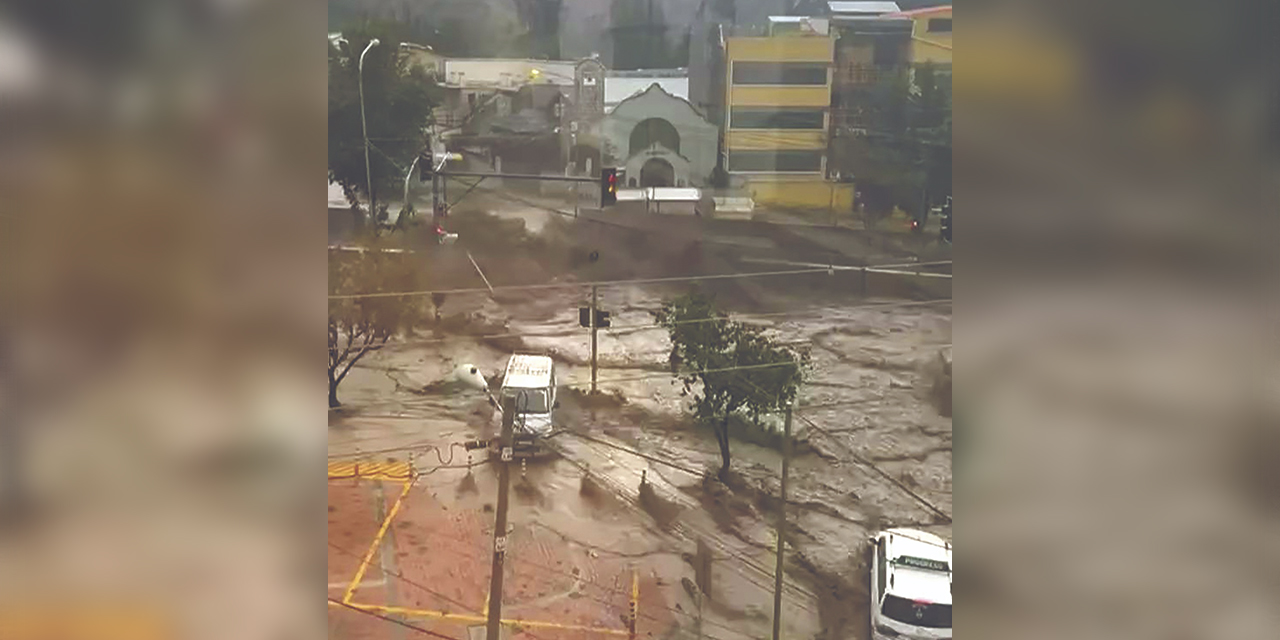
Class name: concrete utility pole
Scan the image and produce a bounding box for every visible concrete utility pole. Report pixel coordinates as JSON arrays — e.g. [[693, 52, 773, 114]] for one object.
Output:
[[486, 395, 516, 640], [771, 402, 793, 640], [590, 285, 599, 393]]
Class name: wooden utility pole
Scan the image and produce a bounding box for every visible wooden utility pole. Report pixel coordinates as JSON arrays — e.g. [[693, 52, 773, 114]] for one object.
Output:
[[771, 402, 793, 640], [590, 285, 599, 393], [486, 395, 516, 640]]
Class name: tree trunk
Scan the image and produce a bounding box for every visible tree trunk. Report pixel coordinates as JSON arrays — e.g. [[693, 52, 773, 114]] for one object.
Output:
[[715, 416, 731, 481], [328, 369, 341, 408]]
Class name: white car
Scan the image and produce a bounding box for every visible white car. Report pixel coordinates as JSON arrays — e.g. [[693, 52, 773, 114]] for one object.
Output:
[[870, 528, 952, 640]]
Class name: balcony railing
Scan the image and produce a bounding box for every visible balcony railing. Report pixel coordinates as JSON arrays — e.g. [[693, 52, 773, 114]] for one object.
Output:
[[833, 63, 909, 86]]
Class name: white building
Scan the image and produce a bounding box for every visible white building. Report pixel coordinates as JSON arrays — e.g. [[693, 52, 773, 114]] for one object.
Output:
[[598, 83, 718, 188], [604, 75, 690, 113]]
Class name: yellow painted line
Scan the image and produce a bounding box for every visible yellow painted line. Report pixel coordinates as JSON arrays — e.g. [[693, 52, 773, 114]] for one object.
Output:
[[347, 602, 631, 635], [328, 460, 414, 480], [342, 480, 415, 604]]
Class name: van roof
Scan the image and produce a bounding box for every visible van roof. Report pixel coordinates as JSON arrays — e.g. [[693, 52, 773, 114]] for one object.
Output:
[[884, 528, 952, 605], [503, 354, 553, 389]]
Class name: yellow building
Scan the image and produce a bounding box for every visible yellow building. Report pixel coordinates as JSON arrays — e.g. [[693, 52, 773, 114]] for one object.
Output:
[[892, 5, 952, 67], [723, 30, 854, 212]]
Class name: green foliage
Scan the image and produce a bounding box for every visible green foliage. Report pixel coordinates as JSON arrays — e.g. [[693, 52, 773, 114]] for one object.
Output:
[[328, 244, 429, 407], [609, 0, 689, 69], [330, 0, 527, 58], [654, 293, 809, 477], [851, 63, 952, 217], [328, 20, 441, 219]]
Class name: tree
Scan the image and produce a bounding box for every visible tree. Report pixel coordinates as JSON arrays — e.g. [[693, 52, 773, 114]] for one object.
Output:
[[328, 246, 426, 407], [513, 0, 564, 60], [609, 0, 687, 70], [329, 20, 440, 229], [655, 293, 809, 479], [842, 63, 952, 221]]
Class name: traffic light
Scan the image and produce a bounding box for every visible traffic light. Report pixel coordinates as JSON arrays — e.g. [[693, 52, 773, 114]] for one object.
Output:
[[578, 308, 610, 327], [419, 153, 432, 182], [600, 168, 618, 206], [939, 196, 952, 244]]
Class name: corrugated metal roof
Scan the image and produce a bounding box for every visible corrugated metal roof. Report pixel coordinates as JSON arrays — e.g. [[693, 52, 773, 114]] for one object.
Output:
[[828, 1, 901, 14], [604, 77, 689, 110]]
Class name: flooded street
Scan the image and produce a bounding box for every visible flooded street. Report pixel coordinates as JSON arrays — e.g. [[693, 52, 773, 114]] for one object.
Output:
[[330, 227, 951, 640]]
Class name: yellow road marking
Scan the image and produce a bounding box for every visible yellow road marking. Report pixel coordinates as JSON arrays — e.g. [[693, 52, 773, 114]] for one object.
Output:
[[342, 480, 414, 605], [342, 602, 631, 635], [328, 460, 414, 481]]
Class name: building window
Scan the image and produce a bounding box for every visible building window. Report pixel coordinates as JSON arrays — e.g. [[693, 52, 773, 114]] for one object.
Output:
[[928, 18, 952, 33], [730, 108, 825, 130], [732, 62, 828, 85], [727, 150, 823, 173]]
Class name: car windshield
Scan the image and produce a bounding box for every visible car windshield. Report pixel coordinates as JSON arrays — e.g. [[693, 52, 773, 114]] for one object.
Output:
[[503, 389, 548, 413], [881, 594, 951, 629]]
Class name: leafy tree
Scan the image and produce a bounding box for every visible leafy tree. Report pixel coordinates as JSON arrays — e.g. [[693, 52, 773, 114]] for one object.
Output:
[[513, 0, 564, 60], [328, 245, 427, 408], [329, 20, 440, 229], [655, 293, 809, 479], [609, 0, 687, 70], [842, 63, 951, 221]]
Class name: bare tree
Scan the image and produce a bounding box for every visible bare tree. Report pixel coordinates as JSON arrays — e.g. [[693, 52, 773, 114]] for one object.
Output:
[[328, 246, 425, 407]]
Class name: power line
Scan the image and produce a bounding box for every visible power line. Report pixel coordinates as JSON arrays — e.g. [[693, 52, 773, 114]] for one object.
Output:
[[731, 373, 954, 542], [548, 443, 820, 603], [329, 541, 480, 615], [328, 598, 458, 640], [359, 298, 951, 353], [794, 411, 952, 524], [330, 267, 832, 300]]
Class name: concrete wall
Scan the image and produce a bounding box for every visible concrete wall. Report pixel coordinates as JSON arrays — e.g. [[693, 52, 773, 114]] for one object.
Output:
[[444, 59, 577, 89], [904, 7, 952, 65]]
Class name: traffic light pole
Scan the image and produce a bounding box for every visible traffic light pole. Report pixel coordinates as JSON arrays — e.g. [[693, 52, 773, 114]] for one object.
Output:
[[590, 285, 598, 394]]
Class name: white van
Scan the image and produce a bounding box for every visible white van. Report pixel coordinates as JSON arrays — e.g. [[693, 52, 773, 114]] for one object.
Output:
[[497, 354, 558, 438], [870, 528, 953, 640]]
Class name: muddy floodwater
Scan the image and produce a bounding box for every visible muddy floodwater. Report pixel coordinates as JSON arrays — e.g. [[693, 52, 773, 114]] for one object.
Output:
[[329, 202, 951, 639], [330, 273, 951, 640]]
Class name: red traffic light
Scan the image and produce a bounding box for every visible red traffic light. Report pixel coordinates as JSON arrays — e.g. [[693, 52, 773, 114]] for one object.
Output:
[[600, 168, 618, 206]]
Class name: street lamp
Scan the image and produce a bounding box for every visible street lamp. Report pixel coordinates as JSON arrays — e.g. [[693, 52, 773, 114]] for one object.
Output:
[[359, 38, 381, 223]]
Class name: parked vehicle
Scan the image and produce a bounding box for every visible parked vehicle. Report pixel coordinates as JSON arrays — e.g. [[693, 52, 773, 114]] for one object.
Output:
[[870, 528, 953, 640]]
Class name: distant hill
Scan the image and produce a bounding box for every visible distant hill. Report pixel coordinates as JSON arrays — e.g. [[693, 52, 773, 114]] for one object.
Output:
[[329, 0, 955, 63]]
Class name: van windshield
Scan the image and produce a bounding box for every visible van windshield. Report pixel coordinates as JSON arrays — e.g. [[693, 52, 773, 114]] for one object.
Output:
[[502, 389, 548, 413], [881, 594, 951, 629]]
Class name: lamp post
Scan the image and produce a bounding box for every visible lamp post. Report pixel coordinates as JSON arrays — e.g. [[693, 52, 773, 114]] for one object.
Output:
[[359, 38, 381, 223]]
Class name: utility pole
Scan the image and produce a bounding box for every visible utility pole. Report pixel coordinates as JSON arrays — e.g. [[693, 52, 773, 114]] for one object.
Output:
[[771, 402, 793, 640], [486, 395, 516, 640], [590, 285, 599, 393]]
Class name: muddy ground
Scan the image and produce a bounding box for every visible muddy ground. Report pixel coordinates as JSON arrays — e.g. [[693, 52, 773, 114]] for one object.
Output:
[[328, 203, 952, 640]]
